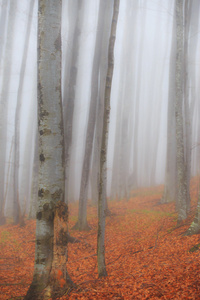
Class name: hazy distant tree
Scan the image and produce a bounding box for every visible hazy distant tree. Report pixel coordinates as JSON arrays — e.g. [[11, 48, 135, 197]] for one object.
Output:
[[162, 2, 177, 204], [13, 0, 35, 225], [25, 1, 72, 298], [0, 0, 16, 225], [110, 1, 137, 200], [0, 0, 8, 70], [183, 0, 192, 213], [175, 0, 188, 223], [90, 0, 113, 207], [21, 96, 37, 218], [185, 0, 200, 236], [63, 0, 83, 204], [74, 0, 107, 231], [97, 0, 120, 278], [190, 0, 200, 176]]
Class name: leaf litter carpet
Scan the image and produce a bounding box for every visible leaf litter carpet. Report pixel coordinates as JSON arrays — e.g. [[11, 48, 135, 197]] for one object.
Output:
[[0, 181, 200, 299]]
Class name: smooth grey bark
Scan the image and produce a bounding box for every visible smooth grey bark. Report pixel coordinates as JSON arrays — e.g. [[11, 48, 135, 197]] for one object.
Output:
[[0, 0, 16, 225], [175, 0, 188, 223], [97, 0, 120, 278], [13, 0, 35, 225], [74, 0, 107, 231], [28, 130, 38, 219], [25, 1, 72, 299]]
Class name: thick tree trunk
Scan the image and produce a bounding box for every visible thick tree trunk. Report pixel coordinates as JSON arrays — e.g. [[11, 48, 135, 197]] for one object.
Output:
[[25, 1, 72, 299], [97, 0, 120, 278]]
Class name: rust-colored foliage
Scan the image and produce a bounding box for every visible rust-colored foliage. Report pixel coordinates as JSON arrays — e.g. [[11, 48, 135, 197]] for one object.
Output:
[[0, 178, 200, 299]]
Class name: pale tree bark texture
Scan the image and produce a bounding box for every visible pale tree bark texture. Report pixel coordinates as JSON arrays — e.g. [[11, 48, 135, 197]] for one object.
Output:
[[24, 1, 72, 299], [97, 0, 120, 278]]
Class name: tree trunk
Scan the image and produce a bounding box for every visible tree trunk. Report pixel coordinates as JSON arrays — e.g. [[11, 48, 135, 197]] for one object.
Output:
[[13, 0, 35, 225], [0, 0, 16, 225], [185, 186, 200, 236], [162, 2, 177, 204], [175, 0, 187, 223], [74, 0, 107, 231], [24, 1, 73, 298], [98, 0, 120, 278]]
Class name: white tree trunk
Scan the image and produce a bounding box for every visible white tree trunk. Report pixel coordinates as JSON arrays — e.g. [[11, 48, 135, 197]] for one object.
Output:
[[25, 1, 72, 299]]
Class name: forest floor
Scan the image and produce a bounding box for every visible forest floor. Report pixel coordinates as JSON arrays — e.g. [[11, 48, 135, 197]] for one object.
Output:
[[0, 179, 200, 299]]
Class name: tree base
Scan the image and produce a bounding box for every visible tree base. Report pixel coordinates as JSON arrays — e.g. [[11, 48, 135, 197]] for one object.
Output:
[[72, 221, 91, 231], [24, 277, 74, 300]]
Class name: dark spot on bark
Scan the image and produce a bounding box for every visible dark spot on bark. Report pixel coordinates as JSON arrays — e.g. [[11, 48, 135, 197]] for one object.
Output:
[[40, 130, 43, 135], [40, 153, 45, 162], [36, 239, 41, 245], [48, 211, 54, 222], [38, 188, 44, 197], [37, 211, 42, 220], [43, 203, 49, 211]]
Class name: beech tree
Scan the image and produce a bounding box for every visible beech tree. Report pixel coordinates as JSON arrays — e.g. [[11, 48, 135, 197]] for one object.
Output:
[[97, 0, 120, 278], [175, 0, 188, 223], [25, 1, 72, 299]]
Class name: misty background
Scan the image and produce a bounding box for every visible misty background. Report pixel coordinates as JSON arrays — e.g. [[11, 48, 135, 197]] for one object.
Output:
[[0, 0, 200, 219]]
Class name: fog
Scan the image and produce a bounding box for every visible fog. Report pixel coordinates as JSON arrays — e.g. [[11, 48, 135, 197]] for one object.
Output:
[[0, 0, 200, 219]]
